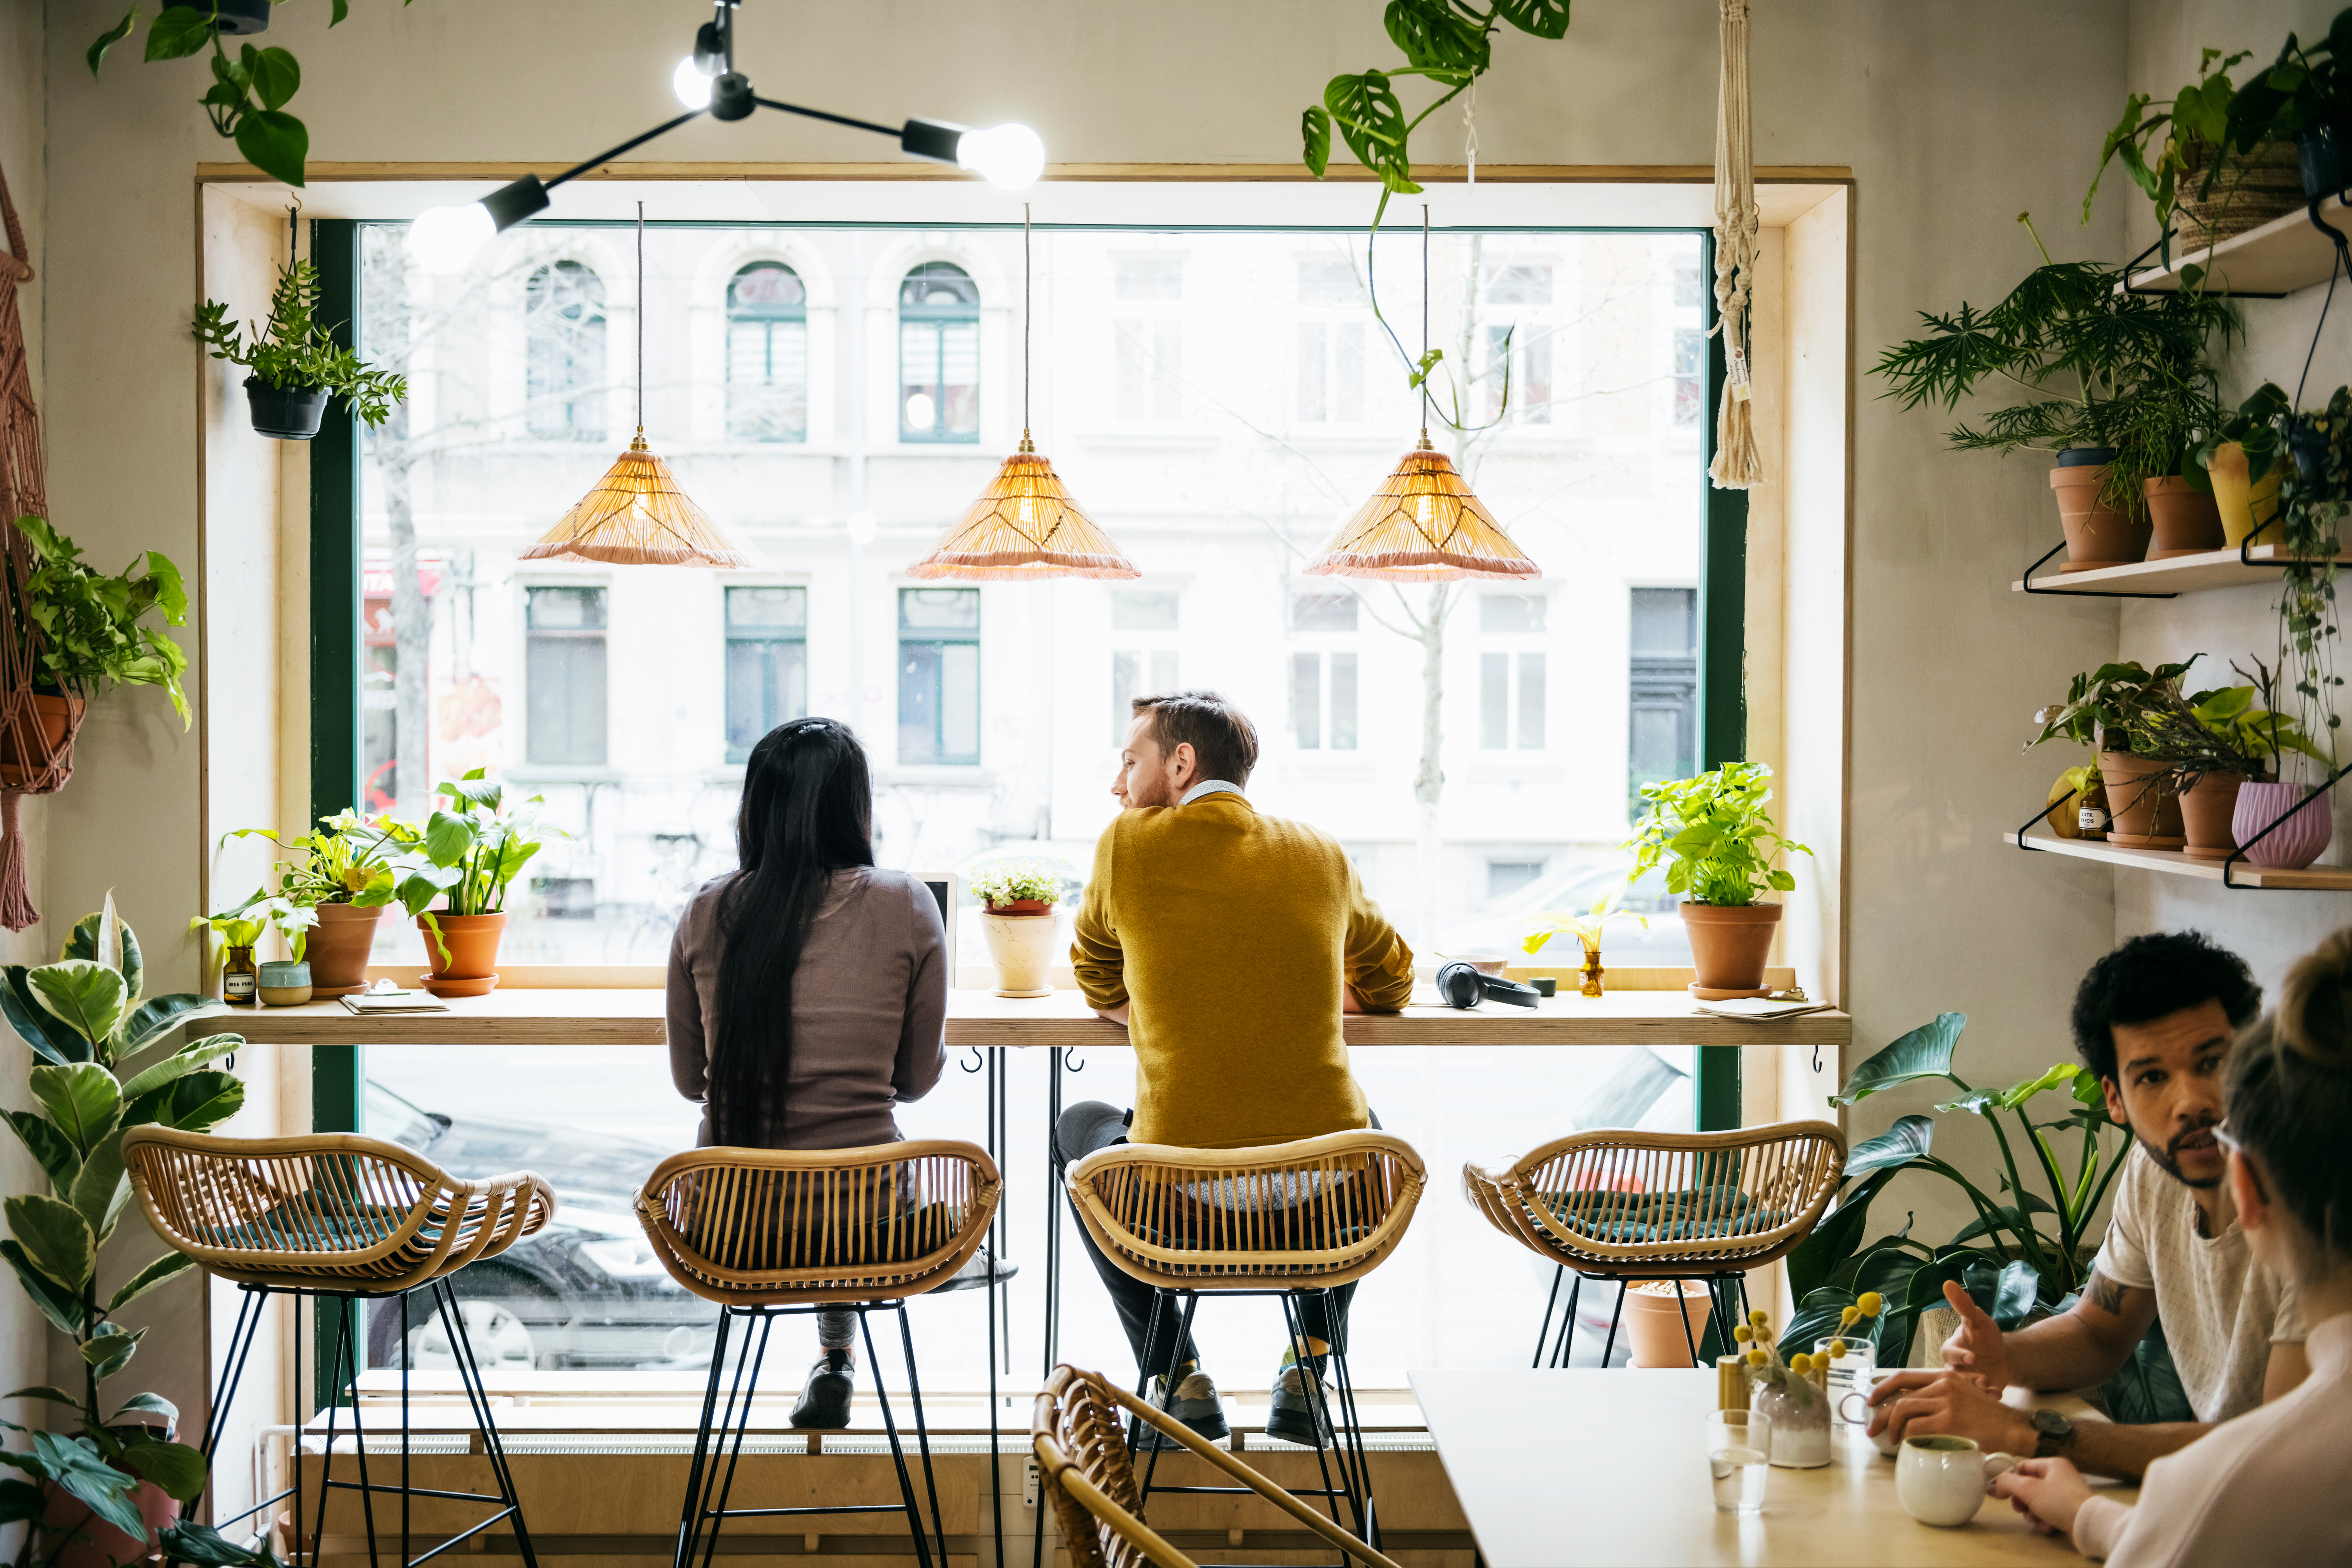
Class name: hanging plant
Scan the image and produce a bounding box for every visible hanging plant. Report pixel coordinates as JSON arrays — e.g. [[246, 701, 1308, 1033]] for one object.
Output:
[[5, 516, 190, 729], [192, 260, 407, 441]]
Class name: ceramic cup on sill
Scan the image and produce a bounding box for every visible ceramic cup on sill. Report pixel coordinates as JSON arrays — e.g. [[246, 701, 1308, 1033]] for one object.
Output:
[[257, 960, 314, 1007]]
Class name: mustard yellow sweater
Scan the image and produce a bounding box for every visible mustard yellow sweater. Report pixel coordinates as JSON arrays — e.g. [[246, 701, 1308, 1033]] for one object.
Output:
[[1069, 793, 1416, 1149]]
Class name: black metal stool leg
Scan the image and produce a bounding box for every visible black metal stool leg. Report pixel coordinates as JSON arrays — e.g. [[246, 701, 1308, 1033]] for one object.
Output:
[[1599, 1279, 1628, 1367], [1679, 1278, 1705, 1368], [673, 1308, 734, 1568], [188, 1284, 274, 1528], [1551, 1274, 1584, 1368], [895, 1304, 951, 1568], [1137, 1291, 1200, 1505], [693, 1305, 771, 1568], [1276, 1292, 1352, 1559], [1321, 1296, 1380, 1553], [339, 1298, 379, 1568], [437, 1278, 540, 1568], [860, 1308, 937, 1568], [1531, 1265, 1563, 1368]]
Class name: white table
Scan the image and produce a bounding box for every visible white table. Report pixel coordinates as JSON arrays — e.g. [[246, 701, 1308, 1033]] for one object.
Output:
[[1410, 1368, 2134, 1567]]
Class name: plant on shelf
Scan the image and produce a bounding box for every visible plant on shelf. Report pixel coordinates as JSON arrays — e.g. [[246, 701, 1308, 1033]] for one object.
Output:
[[193, 891, 316, 962], [0, 896, 256, 1567], [1624, 761, 1809, 999], [963, 858, 1065, 914], [192, 260, 407, 439], [2086, 47, 2299, 261], [1873, 216, 2236, 538], [1520, 889, 1646, 998], [221, 812, 406, 996], [1783, 1013, 2130, 1373], [2221, 9, 2352, 202], [388, 771, 557, 996], [5, 515, 191, 735]]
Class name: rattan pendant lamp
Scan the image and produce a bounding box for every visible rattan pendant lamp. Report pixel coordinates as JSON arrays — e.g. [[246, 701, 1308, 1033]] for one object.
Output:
[[906, 207, 1137, 581], [1306, 209, 1539, 583], [520, 205, 750, 569]]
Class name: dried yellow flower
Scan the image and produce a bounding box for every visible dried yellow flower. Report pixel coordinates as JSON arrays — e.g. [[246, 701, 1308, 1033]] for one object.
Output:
[[1857, 1292, 1884, 1316]]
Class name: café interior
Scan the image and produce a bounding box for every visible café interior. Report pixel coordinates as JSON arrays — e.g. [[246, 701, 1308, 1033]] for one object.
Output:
[[2, 1, 2350, 1565]]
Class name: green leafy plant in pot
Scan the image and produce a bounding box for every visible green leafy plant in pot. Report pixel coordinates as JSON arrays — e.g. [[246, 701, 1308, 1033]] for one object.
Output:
[[1872, 216, 2235, 569], [2088, 48, 2305, 262], [1622, 760, 1809, 1000], [2120, 660, 2329, 860], [192, 261, 405, 440], [2031, 659, 2203, 848], [0, 896, 264, 1568], [964, 857, 1072, 1000], [388, 771, 556, 998], [221, 811, 405, 996], [1783, 1013, 2130, 1376], [2, 516, 190, 786], [2221, 9, 2352, 203]]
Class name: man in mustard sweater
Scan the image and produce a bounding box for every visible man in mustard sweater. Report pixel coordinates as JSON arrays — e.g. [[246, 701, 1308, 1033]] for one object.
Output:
[[1061, 690, 1415, 1447]]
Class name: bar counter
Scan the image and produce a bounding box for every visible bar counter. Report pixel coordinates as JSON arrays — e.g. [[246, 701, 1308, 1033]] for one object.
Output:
[[217, 985, 1851, 1049]]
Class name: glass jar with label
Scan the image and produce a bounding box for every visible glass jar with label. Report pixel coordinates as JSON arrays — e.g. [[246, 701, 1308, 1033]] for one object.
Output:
[[222, 944, 258, 1006]]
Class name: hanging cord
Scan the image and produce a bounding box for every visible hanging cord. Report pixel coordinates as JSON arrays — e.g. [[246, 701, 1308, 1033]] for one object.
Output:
[[1464, 81, 1478, 185], [2296, 245, 2342, 408], [1421, 204, 1432, 443], [636, 201, 646, 437], [1709, 0, 1764, 488], [1020, 202, 1033, 452]]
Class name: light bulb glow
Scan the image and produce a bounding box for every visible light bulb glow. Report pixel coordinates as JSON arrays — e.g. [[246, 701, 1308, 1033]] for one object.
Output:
[[672, 54, 714, 109], [956, 123, 1045, 191], [1416, 495, 1436, 527], [1018, 497, 1036, 525], [406, 203, 496, 275]]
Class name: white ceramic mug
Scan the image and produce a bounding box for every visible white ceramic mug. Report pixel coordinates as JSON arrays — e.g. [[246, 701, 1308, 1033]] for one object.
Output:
[[1895, 1435, 2019, 1528], [1840, 1373, 1902, 1457]]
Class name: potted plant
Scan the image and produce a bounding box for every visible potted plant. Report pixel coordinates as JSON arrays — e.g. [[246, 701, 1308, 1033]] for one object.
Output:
[[2109, 661, 2330, 859], [192, 893, 316, 1007], [221, 811, 405, 996], [2222, 10, 2352, 202], [1520, 889, 1646, 998], [2197, 383, 2291, 546], [1622, 761, 1811, 1000], [1, 517, 189, 783], [2031, 659, 2203, 847], [388, 770, 555, 997], [964, 858, 1070, 999], [1873, 217, 2235, 570], [192, 260, 406, 441], [2088, 47, 2305, 260], [0, 897, 256, 1568]]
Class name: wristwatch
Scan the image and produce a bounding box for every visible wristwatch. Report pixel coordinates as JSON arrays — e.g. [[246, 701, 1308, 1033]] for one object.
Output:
[[2031, 1407, 2075, 1459]]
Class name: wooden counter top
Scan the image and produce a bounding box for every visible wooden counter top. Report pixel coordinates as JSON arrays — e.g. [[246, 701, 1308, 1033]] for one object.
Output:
[[217, 986, 1850, 1048]]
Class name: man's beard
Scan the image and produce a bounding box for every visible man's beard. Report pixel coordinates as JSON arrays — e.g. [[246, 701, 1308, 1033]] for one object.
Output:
[[2138, 1115, 2223, 1190]]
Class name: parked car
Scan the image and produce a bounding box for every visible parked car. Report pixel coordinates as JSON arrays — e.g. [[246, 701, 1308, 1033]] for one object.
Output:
[[1437, 857, 1692, 967]]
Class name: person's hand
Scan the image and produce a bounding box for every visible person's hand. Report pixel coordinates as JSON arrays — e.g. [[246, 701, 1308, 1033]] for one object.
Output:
[[1993, 1457, 2092, 1538], [1938, 1279, 2012, 1393], [1865, 1370, 2035, 1456]]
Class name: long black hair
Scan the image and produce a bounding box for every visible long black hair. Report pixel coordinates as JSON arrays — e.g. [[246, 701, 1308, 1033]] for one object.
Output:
[[709, 717, 874, 1146]]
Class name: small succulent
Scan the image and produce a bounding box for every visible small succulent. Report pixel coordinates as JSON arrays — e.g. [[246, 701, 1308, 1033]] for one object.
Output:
[[965, 858, 1069, 911]]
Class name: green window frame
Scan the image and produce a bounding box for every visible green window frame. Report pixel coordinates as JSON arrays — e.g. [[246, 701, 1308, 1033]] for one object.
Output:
[[726, 261, 809, 442], [898, 262, 980, 443], [725, 585, 809, 760]]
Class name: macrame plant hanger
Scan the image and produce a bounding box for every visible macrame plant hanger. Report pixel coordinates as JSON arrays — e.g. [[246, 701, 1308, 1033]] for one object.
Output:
[[1710, 0, 1765, 489], [0, 160, 69, 930]]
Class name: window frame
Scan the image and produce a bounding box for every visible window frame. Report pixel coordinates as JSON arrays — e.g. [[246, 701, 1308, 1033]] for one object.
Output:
[[723, 583, 812, 762], [724, 261, 811, 444], [520, 582, 613, 770], [522, 257, 610, 443], [896, 586, 984, 766], [897, 261, 982, 444]]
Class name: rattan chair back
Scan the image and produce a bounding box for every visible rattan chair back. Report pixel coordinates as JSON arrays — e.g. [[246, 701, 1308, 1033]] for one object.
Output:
[[634, 1140, 1000, 1307], [1032, 1364, 1401, 1568], [1065, 1130, 1425, 1292], [1463, 1119, 1844, 1273], [121, 1125, 554, 1294]]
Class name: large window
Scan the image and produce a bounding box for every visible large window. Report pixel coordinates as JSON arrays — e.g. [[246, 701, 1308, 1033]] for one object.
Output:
[[898, 588, 980, 765], [1109, 589, 1180, 742], [1630, 585, 1699, 811], [724, 586, 808, 760], [1290, 590, 1359, 751], [524, 260, 606, 440], [898, 261, 980, 442], [1478, 591, 1548, 751], [1112, 255, 1185, 422], [524, 586, 608, 766], [1480, 261, 1557, 425], [1296, 257, 1366, 424], [725, 261, 808, 442]]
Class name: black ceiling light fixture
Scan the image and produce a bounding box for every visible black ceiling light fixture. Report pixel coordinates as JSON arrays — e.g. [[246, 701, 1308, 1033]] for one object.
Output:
[[406, 0, 1044, 274]]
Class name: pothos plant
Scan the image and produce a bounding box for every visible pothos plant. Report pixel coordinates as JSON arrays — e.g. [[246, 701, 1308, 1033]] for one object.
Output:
[[224, 810, 406, 910], [390, 771, 559, 960], [6, 515, 191, 728], [1782, 1014, 2130, 1370], [0, 898, 262, 1565], [194, 261, 408, 426], [2085, 47, 2263, 260], [1622, 760, 1811, 909], [194, 893, 317, 963]]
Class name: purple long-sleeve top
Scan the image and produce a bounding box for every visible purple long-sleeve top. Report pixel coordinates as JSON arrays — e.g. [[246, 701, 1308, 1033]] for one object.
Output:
[[666, 867, 949, 1149]]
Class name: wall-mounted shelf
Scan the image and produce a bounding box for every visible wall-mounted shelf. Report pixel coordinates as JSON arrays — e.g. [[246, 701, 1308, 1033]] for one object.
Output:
[[2126, 194, 2349, 297], [2004, 829, 2352, 889], [2012, 543, 2323, 597]]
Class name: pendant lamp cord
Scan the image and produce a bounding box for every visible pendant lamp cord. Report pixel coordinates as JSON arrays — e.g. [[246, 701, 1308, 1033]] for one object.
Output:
[[636, 201, 646, 435], [1420, 204, 1431, 444], [1022, 202, 1033, 449]]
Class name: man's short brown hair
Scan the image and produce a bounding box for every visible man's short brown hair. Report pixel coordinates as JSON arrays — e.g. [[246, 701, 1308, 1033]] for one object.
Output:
[[1131, 690, 1259, 787]]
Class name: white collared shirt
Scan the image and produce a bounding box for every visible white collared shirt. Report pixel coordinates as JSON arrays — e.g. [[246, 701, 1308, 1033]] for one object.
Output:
[[1179, 779, 1245, 805]]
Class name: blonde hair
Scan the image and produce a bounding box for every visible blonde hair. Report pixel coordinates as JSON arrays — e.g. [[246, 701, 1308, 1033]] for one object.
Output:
[[2227, 929, 2352, 1267]]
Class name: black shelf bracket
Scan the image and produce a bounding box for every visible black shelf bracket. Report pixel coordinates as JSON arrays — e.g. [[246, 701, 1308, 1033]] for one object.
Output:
[[2015, 771, 2350, 892], [2018, 537, 2181, 599]]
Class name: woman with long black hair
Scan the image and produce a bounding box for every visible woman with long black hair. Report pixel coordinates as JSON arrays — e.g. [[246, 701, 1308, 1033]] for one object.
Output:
[[666, 716, 949, 1427]]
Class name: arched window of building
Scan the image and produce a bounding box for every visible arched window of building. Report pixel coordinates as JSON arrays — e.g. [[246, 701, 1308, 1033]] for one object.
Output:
[[897, 261, 980, 442], [525, 260, 607, 440], [725, 261, 808, 442]]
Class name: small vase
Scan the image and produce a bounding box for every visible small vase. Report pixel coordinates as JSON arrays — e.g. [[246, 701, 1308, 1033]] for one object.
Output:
[[981, 905, 1061, 998], [222, 944, 258, 1006], [257, 960, 313, 1007], [2232, 780, 2335, 870], [1579, 946, 1604, 998], [1752, 1378, 1833, 1469]]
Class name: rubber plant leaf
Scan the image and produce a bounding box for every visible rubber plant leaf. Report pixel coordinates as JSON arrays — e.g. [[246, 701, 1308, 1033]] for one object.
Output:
[[0, 968, 92, 1065], [119, 1438, 205, 1503], [4, 1194, 96, 1293], [129, 1070, 244, 1136], [28, 1063, 123, 1154], [1492, 0, 1572, 40], [107, 1392, 179, 1428], [0, 1240, 86, 1334], [62, 894, 136, 999], [67, 1131, 127, 1243], [80, 1321, 145, 1379], [31, 1432, 147, 1540], [107, 1252, 196, 1314], [119, 1034, 243, 1101], [1830, 1013, 1967, 1106], [118, 995, 230, 1064], [27, 962, 129, 1051], [2, 1110, 81, 1193]]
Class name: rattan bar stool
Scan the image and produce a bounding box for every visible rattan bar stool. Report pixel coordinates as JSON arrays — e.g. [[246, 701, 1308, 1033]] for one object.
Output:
[[633, 1140, 1000, 1568], [1033, 1364, 1401, 1568], [121, 1125, 555, 1568], [1064, 1130, 1425, 1550], [1463, 1120, 1846, 1368]]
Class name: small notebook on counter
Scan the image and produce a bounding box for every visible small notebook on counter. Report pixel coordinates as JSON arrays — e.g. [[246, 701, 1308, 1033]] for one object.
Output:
[[339, 990, 449, 1014], [1693, 996, 1833, 1022]]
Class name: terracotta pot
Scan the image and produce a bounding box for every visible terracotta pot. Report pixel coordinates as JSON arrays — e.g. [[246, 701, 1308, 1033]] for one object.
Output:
[[2209, 441, 2285, 548], [981, 907, 1061, 998], [419, 911, 505, 998], [2178, 771, 2247, 861], [306, 902, 387, 996], [1622, 1279, 1718, 1368], [2098, 753, 2185, 848], [2050, 463, 2151, 571], [2143, 477, 2225, 558], [2232, 781, 2336, 871], [38, 1469, 180, 1568], [1679, 902, 1782, 998], [985, 898, 1053, 915], [0, 692, 82, 786]]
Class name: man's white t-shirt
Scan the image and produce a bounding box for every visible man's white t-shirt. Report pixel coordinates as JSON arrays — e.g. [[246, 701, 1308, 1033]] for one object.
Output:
[[2092, 1144, 2305, 1422]]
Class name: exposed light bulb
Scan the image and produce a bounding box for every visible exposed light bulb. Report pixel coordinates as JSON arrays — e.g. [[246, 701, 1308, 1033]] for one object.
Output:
[[1018, 497, 1036, 525], [672, 54, 715, 110], [956, 123, 1045, 191], [406, 203, 496, 275], [1417, 495, 1436, 527], [845, 510, 878, 546]]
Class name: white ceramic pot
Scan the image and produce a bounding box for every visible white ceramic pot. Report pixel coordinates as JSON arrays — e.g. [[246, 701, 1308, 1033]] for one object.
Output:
[[1752, 1380, 1831, 1469], [981, 907, 1062, 997]]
